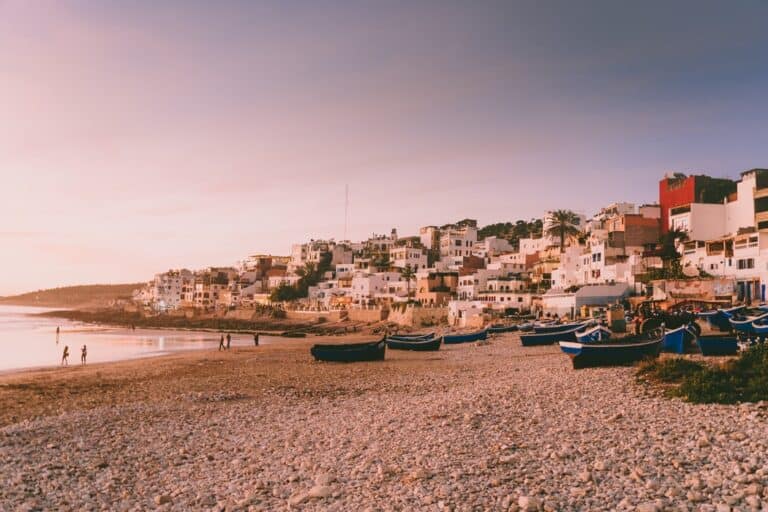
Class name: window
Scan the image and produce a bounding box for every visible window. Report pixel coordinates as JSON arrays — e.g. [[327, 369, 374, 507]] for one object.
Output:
[[738, 258, 755, 270], [755, 197, 768, 214], [455, 240, 462, 247]]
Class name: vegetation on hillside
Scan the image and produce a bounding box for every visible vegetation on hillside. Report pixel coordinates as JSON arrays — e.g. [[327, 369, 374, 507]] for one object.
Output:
[[0, 283, 143, 308], [637, 346, 768, 404], [477, 219, 543, 248]]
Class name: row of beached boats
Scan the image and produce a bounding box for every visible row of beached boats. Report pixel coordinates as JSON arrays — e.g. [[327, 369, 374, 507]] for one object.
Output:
[[309, 310, 750, 366]]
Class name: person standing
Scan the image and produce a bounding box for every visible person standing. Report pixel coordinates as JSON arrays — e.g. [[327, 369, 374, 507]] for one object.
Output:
[[56, 326, 60, 344], [226, 333, 232, 350], [253, 332, 259, 346], [218, 335, 225, 351], [81, 345, 87, 365], [61, 346, 69, 366]]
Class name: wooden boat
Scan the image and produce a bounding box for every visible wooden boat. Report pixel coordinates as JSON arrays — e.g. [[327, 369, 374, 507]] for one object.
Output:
[[443, 330, 488, 344], [662, 325, 697, 354], [533, 321, 591, 334], [386, 332, 435, 341], [751, 321, 768, 336], [558, 329, 664, 369], [282, 331, 307, 338], [729, 311, 768, 334], [385, 336, 442, 351], [697, 334, 739, 356], [575, 324, 612, 342], [521, 325, 583, 346], [310, 339, 386, 362], [488, 324, 518, 333], [697, 306, 743, 331], [517, 322, 534, 332]]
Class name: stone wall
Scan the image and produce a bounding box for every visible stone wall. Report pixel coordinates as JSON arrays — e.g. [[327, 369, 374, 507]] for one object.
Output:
[[388, 306, 448, 327], [347, 307, 387, 323], [285, 310, 344, 323]]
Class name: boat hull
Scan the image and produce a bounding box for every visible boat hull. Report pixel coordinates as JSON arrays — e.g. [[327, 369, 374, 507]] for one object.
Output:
[[310, 340, 386, 362], [385, 336, 442, 351], [443, 330, 488, 344], [488, 324, 518, 333], [521, 327, 580, 346], [697, 335, 738, 356], [533, 322, 588, 334], [559, 334, 663, 369]]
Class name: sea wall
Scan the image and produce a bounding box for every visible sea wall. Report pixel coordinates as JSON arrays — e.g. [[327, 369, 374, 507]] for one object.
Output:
[[285, 310, 344, 323]]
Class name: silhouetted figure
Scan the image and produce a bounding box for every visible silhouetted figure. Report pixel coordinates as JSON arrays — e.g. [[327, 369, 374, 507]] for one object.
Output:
[[226, 333, 232, 350], [254, 333, 259, 346], [218, 335, 225, 351], [61, 346, 69, 366], [81, 345, 87, 365], [56, 326, 60, 335]]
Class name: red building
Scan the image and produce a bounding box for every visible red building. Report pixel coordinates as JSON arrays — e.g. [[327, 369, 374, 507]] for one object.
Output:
[[658, 174, 736, 233]]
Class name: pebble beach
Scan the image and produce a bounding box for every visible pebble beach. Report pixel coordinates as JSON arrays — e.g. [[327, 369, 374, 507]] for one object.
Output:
[[2, 333, 767, 511]]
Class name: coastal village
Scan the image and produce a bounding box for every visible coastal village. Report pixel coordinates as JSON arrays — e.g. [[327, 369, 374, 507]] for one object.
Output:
[[134, 169, 768, 328]]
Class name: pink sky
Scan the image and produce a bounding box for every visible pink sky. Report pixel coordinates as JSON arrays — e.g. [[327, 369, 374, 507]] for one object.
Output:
[[2, 1, 766, 295]]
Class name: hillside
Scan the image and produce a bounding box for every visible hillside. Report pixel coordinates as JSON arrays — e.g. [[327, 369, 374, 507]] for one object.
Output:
[[0, 283, 143, 309]]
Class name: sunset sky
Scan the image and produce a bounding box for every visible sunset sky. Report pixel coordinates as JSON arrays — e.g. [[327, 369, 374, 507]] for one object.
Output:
[[2, 1, 768, 294]]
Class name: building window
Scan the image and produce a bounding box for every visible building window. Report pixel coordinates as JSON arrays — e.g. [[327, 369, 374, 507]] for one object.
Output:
[[738, 258, 755, 270]]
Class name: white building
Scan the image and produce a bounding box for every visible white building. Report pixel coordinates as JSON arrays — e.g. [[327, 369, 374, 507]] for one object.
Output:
[[440, 224, 477, 262], [390, 246, 428, 270], [148, 269, 193, 311]]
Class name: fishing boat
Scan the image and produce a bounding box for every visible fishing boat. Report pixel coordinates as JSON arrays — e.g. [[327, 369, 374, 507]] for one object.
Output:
[[443, 329, 488, 344], [697, 334, 739, 356], [698, 306, 743, 331], [558, 329, 664, 369], [386, 332, 435, 341], [385, 335, 442, 351], [729, 311, 768, 334], [575, 324, 612, 342], [521, 325, 583, 346], [533, 321, 591, 334], [488, 324, 518, 333], [662, 325, 697, 354], [310, 339, 386, 362], [282, 331, 307, 338], [517, 322, 534, 332], [751, 320, 768, 336]]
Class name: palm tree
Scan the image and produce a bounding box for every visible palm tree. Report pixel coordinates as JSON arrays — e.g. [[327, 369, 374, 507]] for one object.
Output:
[[546, 210, 581, 253], [400, 264, 416, 302]]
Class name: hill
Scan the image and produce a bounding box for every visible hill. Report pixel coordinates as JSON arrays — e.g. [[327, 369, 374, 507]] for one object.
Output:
[[0, 283, 143, 309]]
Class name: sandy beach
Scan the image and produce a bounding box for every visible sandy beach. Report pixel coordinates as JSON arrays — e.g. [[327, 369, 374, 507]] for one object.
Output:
[[2, 333, 768, 511]]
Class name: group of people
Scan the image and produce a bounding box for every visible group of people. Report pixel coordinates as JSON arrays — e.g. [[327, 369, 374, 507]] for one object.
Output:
[[57, 326, 87, 366], [60, 344, 86, 366], [218, 332, 261, 350]]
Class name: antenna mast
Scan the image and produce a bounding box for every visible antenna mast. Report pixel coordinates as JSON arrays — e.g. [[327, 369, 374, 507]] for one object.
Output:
[[344, 184, 349, 241]]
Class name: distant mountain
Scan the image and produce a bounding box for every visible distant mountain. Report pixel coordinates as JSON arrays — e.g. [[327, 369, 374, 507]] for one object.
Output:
[[0, 283, 143, 309]]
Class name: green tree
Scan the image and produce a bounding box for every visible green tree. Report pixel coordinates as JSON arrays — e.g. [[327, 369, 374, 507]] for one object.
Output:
[[658, 228, 689, 271], [546, 210, 581, 253], [372, 253, 390, 272], [270, 283, 300, 302]]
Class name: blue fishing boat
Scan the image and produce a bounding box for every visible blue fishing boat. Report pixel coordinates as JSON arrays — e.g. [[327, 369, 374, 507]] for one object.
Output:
[[488, 324, 518, 333], [310, 339, 386, 362], [729, 311, 768, 334], [662, 325, 697, 354], [697, 334, 739, 356], [521, 325, 583, 346], [752, 321, 768, 336], [558, 329, 664, 369], [533, 321, 591, 334], [575, 324, 612, 342], [443, 329, 488, 344], [699, 306, 743, 331], [385, 336, 442, 351], [386, 332, 435, 341]]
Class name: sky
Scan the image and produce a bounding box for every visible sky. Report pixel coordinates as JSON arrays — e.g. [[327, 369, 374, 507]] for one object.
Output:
[[1, 0, 768, 295]]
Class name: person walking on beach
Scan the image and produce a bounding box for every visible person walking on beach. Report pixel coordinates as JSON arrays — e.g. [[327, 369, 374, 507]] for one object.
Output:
[[226, 333, 232, 350], [81, 345, 87, 365], [61, 345, 69, 366], [218, 335, 225, 351], [56, 326, 60, 344], [253, 332, 259, 346]]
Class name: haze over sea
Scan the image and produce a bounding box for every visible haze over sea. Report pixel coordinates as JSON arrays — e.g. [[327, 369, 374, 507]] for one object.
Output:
[[0, 305, 265, 372]]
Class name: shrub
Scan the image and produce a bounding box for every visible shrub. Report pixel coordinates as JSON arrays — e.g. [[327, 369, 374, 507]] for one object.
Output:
[[638, 345, 768, 404]]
